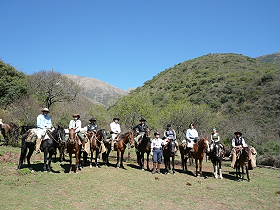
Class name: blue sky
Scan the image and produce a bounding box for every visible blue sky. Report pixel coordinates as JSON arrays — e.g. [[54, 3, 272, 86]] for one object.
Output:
[[1, 0, 279, 90]]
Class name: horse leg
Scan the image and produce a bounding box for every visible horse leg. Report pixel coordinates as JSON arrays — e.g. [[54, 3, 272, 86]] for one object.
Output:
[[18, 142, 27, 169], [246, 165, 250, 182], [147, 153, 150, 171], [140, 152, 144, 170], [213, 162, 218, 179], [95, 150, 100, 168], [241, 165, 244, 180], [120, 151, 125, 169], [90, 150, 93, 168], [172, 156, 175, 174], [199, 159, 203, 177], [116, 150, 120, 168], [219, 161, 223, 179], [181, 155, 185, 171], [77, 150, 81, 171], [195, 159, 198, 177], [43, 149, 48, 172], [69, 153, 73, 172], [26, 144, 35, 168]]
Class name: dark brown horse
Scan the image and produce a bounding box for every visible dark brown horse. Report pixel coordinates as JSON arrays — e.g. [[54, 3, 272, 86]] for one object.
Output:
[[85, 129, 106, 168], [66, 128, 82, 172], [135, 131, 151, 171], [179, 142, 192, 171], [191, 138, 209, 177], [208, 142, 224, 179], [163, 139, 177, 174], [235, 147, 251, 181], [102, 131, 135, 168]]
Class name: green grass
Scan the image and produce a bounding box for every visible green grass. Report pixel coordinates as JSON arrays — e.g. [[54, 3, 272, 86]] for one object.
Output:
[[0, 146, 279, 210]]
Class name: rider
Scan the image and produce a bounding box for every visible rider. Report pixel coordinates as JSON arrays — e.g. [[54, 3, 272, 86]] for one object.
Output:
[[164, 124, 178, 149], [110, 117, 121, 150], [134, 118, 149, 146], [151, 131, 164, 174], [210, 128, 223, 151], [231, 131, 247, 168], [35, 108, 53, 153], [185, 123, 199, 149], [69, 114, 85, 151], [87, 118, 98, 133]]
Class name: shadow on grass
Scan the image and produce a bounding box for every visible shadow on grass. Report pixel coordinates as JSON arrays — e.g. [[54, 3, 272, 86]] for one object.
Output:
[[19, 162, 60, 173]]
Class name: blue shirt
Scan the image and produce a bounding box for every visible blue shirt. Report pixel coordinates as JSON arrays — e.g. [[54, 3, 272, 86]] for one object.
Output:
[[37, 114, 52, 129]]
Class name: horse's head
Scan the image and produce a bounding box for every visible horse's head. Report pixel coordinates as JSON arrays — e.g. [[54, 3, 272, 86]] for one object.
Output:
[[128, 131, 135, 148], [56, 125, 66, 142], [198, 137, 210, 152], [69, 128, 76, 143], [96, 129, 107, 141], [240, 147, 250, 162]]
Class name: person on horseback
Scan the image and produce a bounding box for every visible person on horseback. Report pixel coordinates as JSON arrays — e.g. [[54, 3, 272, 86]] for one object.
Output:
[[69, 114, 86, 151], [133, 118, 149, 146], [231, 131, 247, 168], [151, 132, 164, 174], [87, 118, 98, 132], [209, 128, 223, 151], [185, 123, 199, 149], [164, 124, 178, 149], [35, 108, 53, 153], [110, 117, 121, 150]]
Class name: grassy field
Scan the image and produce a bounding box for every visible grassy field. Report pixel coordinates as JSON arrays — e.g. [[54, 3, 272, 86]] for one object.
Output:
[[0, 146, 279, 210]]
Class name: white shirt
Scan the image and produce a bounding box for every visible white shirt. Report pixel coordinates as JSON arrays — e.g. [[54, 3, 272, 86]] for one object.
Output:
[[110, 122, 121, 134], [186, 128, 199, 141], [69, 119, 82, 132], [37, 114, 52, 129], [232, 137, 247, 147], [151, 138, 164, 150]]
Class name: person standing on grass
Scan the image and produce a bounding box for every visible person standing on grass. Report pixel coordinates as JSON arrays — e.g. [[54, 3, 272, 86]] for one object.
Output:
[[151, 131, 164, 174]]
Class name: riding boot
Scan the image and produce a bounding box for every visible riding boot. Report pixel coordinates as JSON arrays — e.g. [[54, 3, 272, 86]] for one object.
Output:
[[156, 163, 161, 173], [35, 138, 42, 153], [152, 163, 156, 174], [81, 140, 85, 152]]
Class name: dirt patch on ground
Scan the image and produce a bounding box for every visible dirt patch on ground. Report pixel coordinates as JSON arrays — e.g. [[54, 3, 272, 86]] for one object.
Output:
[[0, 152, 20, 163]]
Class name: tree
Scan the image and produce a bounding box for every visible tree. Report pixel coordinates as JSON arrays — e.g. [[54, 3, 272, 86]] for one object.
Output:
[[29, 70, 80, 109], [0, 60, 28, 108]]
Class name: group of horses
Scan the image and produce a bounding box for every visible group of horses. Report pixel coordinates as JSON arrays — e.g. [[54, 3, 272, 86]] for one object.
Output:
[[1, 122, 252, 181]]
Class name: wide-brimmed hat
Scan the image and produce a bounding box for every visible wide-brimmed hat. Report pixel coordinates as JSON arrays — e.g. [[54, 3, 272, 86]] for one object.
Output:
[[140, 118, 146, 122], [89, 118, 96, 122], [41, 108, 50, 112], [154, 131, 160, 136], [234, 131, 242, 136], [167, 124, 171, 128], [73, 114, 80, 118], [113, 117, 120, 121]]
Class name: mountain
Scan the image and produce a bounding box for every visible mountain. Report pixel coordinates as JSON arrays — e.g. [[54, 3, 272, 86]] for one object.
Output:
[[257, 52, 280, 65], [65, 74, 128, 107]]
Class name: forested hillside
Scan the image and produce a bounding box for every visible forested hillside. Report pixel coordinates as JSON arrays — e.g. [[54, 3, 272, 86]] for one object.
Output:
[[110, 53, 280, 165]]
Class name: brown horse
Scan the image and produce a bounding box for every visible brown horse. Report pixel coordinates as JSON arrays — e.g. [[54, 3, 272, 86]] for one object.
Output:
[[179, 142, 192, 171], [66, 128, 82, 172], [191, 138, 209, 177], [85, 129, 106, 168], [102, 131, 135, 168], [0, 122, 19, 145], [235, 147, 251, 181]]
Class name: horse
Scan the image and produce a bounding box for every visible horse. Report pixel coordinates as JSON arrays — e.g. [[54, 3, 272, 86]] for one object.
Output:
[[179, 142, 192, 171], [135, 131, 151, 171], [102, 131, 135, 168], [85, 129, 106, 168], [191, 138, 210, 177], [208, 142, 224, 179], [235, 147, 251, 181], [18, 126, 65, 172], [163, 139, 177, 174], [66, 128, 82, 172], [0, 122, 20, 145]]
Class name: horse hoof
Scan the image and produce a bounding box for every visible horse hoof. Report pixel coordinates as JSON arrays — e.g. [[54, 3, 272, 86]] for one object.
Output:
[[90, 165, 92, 168], [141, 168, 145, 171]]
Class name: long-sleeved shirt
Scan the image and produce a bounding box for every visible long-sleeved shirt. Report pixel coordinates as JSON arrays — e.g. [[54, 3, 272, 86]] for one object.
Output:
[[134, 123, 149, 133], [110, 122, 121, 134], [232, 137, 247, 147], [186, 128, 198, 141], [37, 114, 52, 129], [69, 119, 82, 132], [164, 129, 176, 140], [87, 123, 98, 132], [151, 138, 164, 150], [211, 133, 220, 142]]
